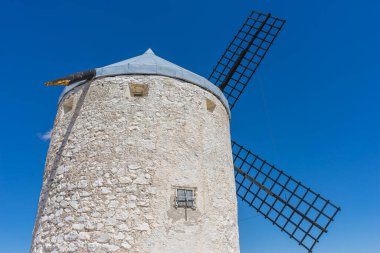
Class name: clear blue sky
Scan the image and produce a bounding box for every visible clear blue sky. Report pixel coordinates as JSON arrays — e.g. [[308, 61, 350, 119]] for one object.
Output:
[[0, 0, 379, 252]]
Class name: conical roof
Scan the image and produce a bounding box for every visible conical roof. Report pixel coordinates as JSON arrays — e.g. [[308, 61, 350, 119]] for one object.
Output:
[[59, 49, 229, 112]]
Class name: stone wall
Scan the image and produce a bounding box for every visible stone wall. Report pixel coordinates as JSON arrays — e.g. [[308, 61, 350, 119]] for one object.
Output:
[[31, 75, 240, 252]]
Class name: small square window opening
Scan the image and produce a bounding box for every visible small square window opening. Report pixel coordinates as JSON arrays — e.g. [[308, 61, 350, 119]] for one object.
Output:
[[176, 189, 194, 208], [62, 97, 74, 115], [130, 84, 148, 97], [206, 98, 216, 112]]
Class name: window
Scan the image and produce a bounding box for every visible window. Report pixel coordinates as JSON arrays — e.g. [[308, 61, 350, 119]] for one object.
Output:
[[206, 98, 216, 112], [175, 188, 194, 208], [62, 96, 74, 115], [129, 84, 148, 97]]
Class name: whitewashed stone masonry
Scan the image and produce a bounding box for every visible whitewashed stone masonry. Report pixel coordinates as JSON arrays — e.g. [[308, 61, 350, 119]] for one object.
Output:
[[31, 75, 240, 253]]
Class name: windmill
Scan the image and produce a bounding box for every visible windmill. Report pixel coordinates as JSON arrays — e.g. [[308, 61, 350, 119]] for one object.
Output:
[[40, 10, 340, 253]]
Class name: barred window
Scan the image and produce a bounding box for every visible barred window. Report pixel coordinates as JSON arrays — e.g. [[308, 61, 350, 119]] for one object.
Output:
[[176, 189, 194, 208]]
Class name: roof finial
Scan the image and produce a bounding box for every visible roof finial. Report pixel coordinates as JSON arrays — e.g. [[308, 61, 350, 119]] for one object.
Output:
[[144, 48, 155, 55]]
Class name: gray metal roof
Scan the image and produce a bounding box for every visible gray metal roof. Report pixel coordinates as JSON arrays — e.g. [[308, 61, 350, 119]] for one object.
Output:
[[59, 49, 230, 114]]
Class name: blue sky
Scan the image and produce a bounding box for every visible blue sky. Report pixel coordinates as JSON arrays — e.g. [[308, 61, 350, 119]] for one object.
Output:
[[0, 0, 379, 252]]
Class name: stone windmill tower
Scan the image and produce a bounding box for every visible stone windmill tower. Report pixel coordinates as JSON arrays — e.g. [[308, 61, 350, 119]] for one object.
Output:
[[31, 49, 239, 252], [32, 10, 340, 253]]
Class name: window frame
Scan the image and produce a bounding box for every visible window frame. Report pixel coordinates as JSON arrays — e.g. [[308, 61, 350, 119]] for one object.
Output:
[[174, 187, 196, 209]]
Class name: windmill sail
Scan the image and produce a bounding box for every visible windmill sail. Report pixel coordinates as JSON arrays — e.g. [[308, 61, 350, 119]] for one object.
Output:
[[209, 11, 285, 109], [232, 141, 340, 252]]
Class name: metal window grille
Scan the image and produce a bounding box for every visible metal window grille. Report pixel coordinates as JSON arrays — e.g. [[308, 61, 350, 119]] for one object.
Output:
[[232, 141, 340, 252], [176, 189, 194, 208]]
